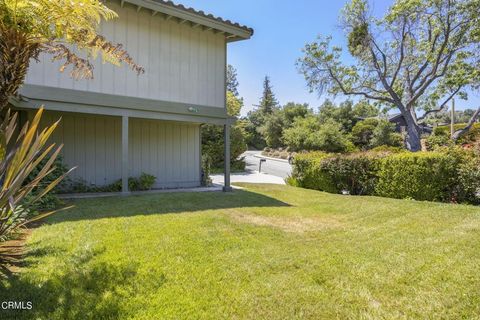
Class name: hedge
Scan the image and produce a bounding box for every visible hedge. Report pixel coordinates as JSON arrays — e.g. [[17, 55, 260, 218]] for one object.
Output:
[[292, 151, 391, 195], [375, 152, 457, 202], [291, 148, 480, 204]]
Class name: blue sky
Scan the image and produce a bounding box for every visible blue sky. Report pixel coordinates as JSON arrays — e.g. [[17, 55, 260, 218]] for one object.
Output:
[[179, 0, 480, 116]]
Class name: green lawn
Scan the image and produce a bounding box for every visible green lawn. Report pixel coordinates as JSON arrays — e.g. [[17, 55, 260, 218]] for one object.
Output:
[[1, 184, 480, 319]]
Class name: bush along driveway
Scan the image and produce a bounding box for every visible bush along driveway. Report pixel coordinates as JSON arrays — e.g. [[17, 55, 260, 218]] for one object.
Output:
[[1, 184, 480, 319]]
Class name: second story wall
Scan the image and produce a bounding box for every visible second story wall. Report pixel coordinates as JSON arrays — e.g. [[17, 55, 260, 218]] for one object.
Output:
[[25, 1, 226, 109]]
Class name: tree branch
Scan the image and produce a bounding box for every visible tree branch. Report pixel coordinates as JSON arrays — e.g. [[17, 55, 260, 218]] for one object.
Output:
[[326, 68, 395, 104], [452, 106, 480, 140], [370, 38, 388, 77], [417, 87, 460, 122], [390, 16, 407, 88], [368, 46, 406, 111]]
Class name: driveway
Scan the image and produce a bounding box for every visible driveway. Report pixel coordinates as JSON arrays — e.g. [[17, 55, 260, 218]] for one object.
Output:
[[211, 151, 292, 186], [243, 150, 292, 178]]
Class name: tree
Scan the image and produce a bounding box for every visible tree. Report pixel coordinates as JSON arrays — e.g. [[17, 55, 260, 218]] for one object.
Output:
[[423, 108, 480, 126], [259, 102, 311, 148], [283, 116, 352, 152], [0, 1, 142, 248], [369, 119, 403, 148], [260, 110, 284, 148], [0, 0, 144, 111], [352, 100, 379, 118], [244, 109, 266, 150], [318, 99, 357, 132], [350, 118, 379, 149], [310, 119, 352, 152], [283, 102, 312, 124], [201, 124, 247, 170], [298, 0, 480, 151], [244, 76, 280, 149], [227, 64, 240, 97], [226, 91, 242, 117], [282, 116, 321, 151], [258, 76, 279, 115], [202, 92, 247, 169]]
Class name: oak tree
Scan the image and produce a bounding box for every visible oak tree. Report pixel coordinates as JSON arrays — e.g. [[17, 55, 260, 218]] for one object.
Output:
[[298, 0, 480, 151]]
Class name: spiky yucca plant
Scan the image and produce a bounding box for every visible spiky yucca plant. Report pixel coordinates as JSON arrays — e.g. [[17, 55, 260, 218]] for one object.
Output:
[[0, 0, 144, 110], [0, 107, 73, 244]]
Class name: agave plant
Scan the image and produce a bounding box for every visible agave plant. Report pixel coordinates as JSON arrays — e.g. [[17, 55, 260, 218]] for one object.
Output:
[[0, 107, 73, 245]]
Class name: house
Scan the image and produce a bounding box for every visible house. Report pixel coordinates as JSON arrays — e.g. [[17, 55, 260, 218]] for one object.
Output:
[[10, 0, 253, 193]]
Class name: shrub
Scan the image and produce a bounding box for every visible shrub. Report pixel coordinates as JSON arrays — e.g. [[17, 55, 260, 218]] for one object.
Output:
[[369, 145, 405, 153], [291, 152, 333, 191], [138, 173, 156, 190], [285, 176, 299, 187], [23, 193, 63, 212], [350, 118, 378, 149], [201, 154, 212, 186], [433, 123, 480, 143], [292, 148, 480, 204], [283, 117, 352, 152], [127, 173, 156, 191], [369, 120, 404, 148], [1, 109, 71, 244], [68, 173, 156, 193], [425, 134, 453, 150], [201, 124, 247, 170], [441, 147, 480, 204], [317, 153, 384, 195], [292, 151, 385, 195], [279, 151, 289, 159], [23, 156, 70, 211], [375, 152, 458, 202]]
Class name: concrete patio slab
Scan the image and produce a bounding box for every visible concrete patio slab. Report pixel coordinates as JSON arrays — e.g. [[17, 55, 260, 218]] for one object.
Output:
[[211, 171, 286, 185]]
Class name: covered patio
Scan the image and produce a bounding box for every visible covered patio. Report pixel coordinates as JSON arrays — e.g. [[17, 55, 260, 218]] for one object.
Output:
[[10, 84, 235, 193]]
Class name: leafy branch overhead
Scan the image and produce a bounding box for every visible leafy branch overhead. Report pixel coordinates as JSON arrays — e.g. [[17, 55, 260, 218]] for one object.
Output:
[[0, 0, 145, 110], [297, 0, 480, 151]]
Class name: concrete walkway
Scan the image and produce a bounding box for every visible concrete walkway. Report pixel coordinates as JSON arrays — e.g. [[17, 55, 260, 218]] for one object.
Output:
[[211, 171, 286, 186]]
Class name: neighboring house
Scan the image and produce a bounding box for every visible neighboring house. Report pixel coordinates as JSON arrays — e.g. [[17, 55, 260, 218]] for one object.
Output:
[[10, 0, 253, 193]]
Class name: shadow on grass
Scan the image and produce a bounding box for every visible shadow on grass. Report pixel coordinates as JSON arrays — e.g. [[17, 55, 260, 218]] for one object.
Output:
[[46, 189, 291, 224], [0, 246, 147, 320]]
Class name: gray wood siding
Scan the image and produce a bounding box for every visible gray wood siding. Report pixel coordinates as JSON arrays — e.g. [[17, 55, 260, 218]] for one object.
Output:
[[31, 111, 201, 189], [25, 1, 226, 109], [129, 118, 200, 188]]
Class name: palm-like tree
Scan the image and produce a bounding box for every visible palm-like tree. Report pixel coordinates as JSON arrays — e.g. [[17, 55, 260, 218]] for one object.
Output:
[[0, 0, 143, 250], [0, 0, 144, 110]]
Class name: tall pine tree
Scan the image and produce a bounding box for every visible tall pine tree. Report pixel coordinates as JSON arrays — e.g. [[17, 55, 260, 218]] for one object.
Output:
[[226, 64, 240, 97], [258, 76, 278, 116], [244, 76, 279, 149]]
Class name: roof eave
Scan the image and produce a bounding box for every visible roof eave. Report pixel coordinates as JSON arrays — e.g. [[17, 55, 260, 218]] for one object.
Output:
[[121, 0, 253, 41]]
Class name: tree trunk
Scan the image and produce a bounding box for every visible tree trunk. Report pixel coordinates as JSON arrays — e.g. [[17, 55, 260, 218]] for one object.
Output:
[[452, 106, 480, 140], [403, 112, 422, 152], [0, 26, 38, 111]]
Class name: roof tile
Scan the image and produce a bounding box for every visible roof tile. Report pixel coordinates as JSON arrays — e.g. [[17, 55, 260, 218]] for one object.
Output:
[[152, 0, 254, 35]]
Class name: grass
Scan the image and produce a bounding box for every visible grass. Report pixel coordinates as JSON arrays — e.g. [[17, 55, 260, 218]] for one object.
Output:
[[1, 184, 480, 319]]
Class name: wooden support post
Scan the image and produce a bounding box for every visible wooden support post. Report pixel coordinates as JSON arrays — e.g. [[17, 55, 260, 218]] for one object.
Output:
[[451, 98, 455, 139], [223, 123, 232, 192], [122, 115, 129, 194]]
